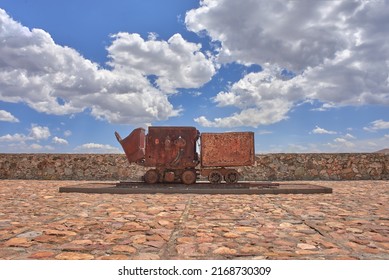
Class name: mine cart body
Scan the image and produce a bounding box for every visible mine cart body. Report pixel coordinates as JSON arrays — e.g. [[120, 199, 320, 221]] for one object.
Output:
[[115, 126, 254, 184], [201, 132, 255, 168], [144, 126, 199, 169], [115, 128, 145, 165]]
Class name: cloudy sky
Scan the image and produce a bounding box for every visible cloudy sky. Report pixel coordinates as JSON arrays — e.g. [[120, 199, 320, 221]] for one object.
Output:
[[0, 0, 388, 153]]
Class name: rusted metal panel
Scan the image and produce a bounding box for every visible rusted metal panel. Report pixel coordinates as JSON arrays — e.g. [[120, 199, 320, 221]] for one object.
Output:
[[145, 126, 199, 169], [115, 128, 145, 164], [201, 132, 255, 167]]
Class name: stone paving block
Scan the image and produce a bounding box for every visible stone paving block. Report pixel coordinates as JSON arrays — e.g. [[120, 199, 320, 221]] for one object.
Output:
[[0, 180, 388, 260]]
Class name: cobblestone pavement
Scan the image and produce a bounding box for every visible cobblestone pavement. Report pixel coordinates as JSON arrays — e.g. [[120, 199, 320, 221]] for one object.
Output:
[[0, 180, 388, 260]]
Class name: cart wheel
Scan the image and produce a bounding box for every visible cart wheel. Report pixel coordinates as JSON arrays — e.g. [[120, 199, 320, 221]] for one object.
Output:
[[182, 170, 196, 185], [144, 169, 159, 184], [208, 171, 222, 184], [225, 170, 239, 184]]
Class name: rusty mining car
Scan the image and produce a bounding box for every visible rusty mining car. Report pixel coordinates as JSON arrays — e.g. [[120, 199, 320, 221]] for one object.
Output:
[[115, 126, 254, 185]]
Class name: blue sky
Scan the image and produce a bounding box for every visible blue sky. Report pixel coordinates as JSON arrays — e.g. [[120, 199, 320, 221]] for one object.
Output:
[[0, 0, 388, 154]]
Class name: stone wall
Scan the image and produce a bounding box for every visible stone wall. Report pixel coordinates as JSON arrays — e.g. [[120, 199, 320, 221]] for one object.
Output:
[[0, 154, 144, 181], [0, 153, 388, 181], [241, 153, 389, 180]]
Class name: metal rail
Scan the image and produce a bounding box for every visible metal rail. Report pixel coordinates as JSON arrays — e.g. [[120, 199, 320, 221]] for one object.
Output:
[[59, 181, 332, 195]]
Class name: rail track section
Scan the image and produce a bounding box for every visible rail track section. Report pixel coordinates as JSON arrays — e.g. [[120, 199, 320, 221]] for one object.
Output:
[[59, 181, 332, 195]]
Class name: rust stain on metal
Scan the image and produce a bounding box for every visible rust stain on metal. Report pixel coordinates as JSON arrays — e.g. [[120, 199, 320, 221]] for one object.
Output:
[[115, 128, 145, 164], [145, 126, 199, 169], [201, 132, 255, 167]]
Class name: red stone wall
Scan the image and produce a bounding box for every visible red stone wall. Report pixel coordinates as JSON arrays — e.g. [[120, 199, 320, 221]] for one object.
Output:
[[0, 153, 388, 180]]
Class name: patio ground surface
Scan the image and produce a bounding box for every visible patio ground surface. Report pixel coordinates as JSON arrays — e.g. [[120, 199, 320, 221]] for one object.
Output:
[[0, 180, 388, 260]]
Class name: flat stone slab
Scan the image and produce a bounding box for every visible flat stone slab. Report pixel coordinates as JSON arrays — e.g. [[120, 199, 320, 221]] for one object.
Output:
[[59, 182, 332, 195]]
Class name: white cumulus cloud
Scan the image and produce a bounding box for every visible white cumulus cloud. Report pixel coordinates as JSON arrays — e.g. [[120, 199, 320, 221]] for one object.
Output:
[[0, 9, 215, 125], [28, 124, 50, 140], [187, 0, 389, 127], [52, 136, 68, 145], [0, 124, 50, 142], [195, 68, 299, 127], [107, 32, 216, 93], [327, 137, 356, 150], [74, 143, 121, 154], [364, 119, 389, 132], [0, 133, 26, 142], [0, 110, 19, 122], [312, 126, 337, 135]]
